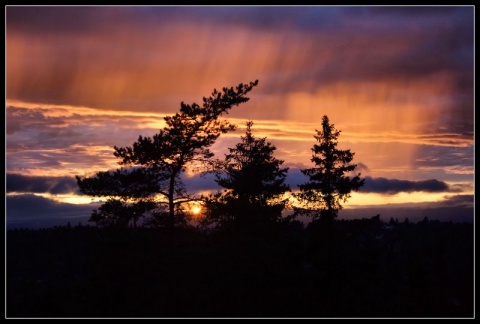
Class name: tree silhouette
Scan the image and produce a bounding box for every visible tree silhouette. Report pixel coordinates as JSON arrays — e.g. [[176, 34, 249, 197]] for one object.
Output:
[[77, 80, 259, 229], [295, 115, 364, 223], [203, 121, 290, 230], [76, 168, 159, 228]]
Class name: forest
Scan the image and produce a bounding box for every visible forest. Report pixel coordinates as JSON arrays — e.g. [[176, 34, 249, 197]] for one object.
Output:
[[6, 219, 473, 318]]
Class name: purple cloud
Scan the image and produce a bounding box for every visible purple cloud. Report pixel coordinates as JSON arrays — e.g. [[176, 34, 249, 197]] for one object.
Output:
[[7, 173, 79, 194]]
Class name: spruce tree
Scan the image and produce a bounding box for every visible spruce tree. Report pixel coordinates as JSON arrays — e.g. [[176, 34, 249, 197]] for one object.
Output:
[[296, 115, 364, 223], [204, 121, 290, 230]]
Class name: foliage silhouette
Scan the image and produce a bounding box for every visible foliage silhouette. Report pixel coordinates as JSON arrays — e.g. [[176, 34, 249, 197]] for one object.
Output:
[[295, 115, 364, 223], [76, 80, 259, 229], [75, 168, 160, 228], [202, 121, 290, 231], [89, 198, 157, 228]]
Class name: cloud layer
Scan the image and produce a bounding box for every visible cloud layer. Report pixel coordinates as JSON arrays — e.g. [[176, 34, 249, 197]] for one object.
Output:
[[6, 194, 95, 229], [6, 173, 79, 194], [361, 177, 452, 195], [6, 171, 459, 197]]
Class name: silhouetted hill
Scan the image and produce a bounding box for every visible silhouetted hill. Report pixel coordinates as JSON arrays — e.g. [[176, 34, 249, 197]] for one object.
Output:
[[6, 219, 473, 318]]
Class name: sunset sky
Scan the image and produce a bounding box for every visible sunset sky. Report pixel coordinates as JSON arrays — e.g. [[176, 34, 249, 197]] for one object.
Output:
[[6, 6, 474, 228]]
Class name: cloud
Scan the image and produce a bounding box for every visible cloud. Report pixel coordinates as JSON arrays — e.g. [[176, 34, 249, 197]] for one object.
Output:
[[284, 171, 454, 195], [6, 7, 473, 116], [6, 194, 95, 229], [6, 99, 471, 198], [9, 7, 469, 37], [10, 166, 445, 198], [1, 7, 363, 37], [338, 194, 474, 224], [361, 176, 452, 195], [6, 173, 80, 194], [413, 145, 474, 169], [339, 205, 473, 224], [6, 105, 167, 176], [181, 170, 455, 197], [6, 6, 139, 36], [436, 194, 473, 208], [181, 172, 221, 192], [181, 167, 311, 194]]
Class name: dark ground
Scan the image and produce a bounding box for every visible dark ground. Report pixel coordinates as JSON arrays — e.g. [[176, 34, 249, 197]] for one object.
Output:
[[6, 219, 474, 318]]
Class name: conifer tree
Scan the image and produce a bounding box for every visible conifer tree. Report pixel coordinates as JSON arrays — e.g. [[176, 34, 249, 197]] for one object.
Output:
[[77, 80, 259, 228], [296, 115, 364, 223], [204, 121, 290, 230]]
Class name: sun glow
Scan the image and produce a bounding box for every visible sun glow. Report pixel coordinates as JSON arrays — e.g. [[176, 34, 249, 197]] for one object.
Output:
[[186, 202, 203, 217], [191, 206, 202, 215]]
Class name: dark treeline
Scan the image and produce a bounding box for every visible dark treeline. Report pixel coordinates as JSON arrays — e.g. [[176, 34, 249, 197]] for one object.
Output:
[[7, 218, 473, 318]]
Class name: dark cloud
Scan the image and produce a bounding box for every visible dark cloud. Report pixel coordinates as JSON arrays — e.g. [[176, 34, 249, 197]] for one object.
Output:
[[284, 170, 454, 195], [182, 169, 455, 195], [285, 168, 308, 189], [181, 169, 455, 196], [308, 20, 472, 85], [8, 7, 472, 55], [182, 172, 221, 192], [5, 6, 342, 36], [264, 7, 473, 106], [205, 7, 345, 32], [7, 173, 79, 194], [362, 176, 451, 195], [338, 205, 473, 224], [182, 168, 309, 194], [436, 194, 473, 208], [361, 6, 470, 18], [181, 168, 307, 194], [6, 6, 127, 35], [6, 194, 95, 229]]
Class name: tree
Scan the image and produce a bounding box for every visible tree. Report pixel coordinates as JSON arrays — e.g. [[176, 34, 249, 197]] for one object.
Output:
[[203, 121, 290, 230], [296, 115, 364, 223], [77, 80, 259, 229], [76, 168, 160, 228], [89, 198, 157, 228]]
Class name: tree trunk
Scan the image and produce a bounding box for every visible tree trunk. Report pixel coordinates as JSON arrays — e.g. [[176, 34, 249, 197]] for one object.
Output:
[[168, 173, 176, 232]]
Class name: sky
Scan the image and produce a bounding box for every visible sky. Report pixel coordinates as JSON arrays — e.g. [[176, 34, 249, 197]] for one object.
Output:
[[5, 5, 475, 229]]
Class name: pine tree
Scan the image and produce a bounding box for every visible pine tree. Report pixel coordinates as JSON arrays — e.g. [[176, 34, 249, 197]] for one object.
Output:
[[296, 115, 364, 223], [77, 80, 258, 229], [204, 121, 290, 230]]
